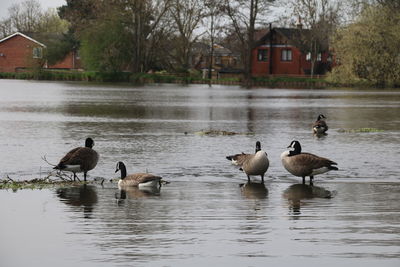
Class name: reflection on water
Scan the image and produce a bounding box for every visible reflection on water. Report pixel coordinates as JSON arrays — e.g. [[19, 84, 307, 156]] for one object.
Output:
[[56, 185, 98, 218], [0, 80, 400, 266], [115, 186, 161, 204], [240, 182, 268, 199], [283, 184, 334, 215]]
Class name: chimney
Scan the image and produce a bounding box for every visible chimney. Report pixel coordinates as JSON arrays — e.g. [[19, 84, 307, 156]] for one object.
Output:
[[296, 16, 303, 29]]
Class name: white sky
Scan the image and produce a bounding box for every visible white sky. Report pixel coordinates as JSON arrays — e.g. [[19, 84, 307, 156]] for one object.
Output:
[[0, 0, 66, 19]]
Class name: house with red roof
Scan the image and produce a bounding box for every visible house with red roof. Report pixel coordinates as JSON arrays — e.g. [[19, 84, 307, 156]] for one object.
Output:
[[252, 26, 333, 76], [0, 32, 81, 72]]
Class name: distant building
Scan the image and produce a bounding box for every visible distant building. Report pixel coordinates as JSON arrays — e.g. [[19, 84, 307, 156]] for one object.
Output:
[[0, 32, 81, 72], [252, 27, 333, 76], [191, 43, 243, 79], [0, 32, 46, 72]]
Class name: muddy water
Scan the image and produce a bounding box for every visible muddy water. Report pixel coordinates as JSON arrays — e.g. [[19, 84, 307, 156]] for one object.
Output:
[[0, 80, 399, 266]]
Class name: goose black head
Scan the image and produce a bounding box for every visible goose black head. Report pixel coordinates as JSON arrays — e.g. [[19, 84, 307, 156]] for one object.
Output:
[[255, 141, 261, 153], [115, 161, 124, 173], [85, 137, 95, 148], [115, 161, 127, 179], [288, 140, 302, 156], [317, 114, 326, 121]]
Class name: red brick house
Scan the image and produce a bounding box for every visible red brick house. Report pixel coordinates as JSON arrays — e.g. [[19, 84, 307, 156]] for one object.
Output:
[[0, 32, 46, 72], [252, 27, 333, 76], [50, 50, 81, 70], [0, 32, 81, 72]]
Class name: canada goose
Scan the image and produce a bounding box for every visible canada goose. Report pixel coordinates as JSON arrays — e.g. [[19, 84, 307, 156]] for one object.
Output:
[[226, 141, 269, 183], [115, 161, 162, 189], [226, 141, 261, 165], [54, 137, 99, 181], [312, 114, 328, 134], [281, 140, 338, 185]]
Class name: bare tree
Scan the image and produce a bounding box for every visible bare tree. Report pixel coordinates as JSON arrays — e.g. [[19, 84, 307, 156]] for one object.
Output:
[[222, 0, 275, 86], [0, 0, 68, 38], [283, 0, 343, 77], [169, 0, 206, 72], [204, 0, 224, 80], [122, 0, 173, 72], [8, 0, 42, 32]]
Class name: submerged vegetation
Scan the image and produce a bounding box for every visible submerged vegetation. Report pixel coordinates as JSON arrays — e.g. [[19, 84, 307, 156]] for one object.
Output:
[[0, 176, 92, 191], [194, 130, 254, 136], [337, 128, 385, 133]]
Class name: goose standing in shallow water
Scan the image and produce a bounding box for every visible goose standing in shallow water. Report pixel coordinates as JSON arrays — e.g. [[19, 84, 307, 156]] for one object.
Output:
[[226, 141, 269, 183], [312, 114, 328, 134], [115, 161, 162, 189], [281, 140, 338, 185], [54, 137, 99, 181]]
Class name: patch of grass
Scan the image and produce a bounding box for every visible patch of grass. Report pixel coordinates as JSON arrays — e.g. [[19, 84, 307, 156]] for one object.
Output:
[[194, 130, 254, 136], [0, 177, 99, 192], [337, 128, 384, 133]]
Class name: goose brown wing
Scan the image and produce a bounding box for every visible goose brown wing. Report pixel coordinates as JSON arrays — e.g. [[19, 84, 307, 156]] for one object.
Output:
[[234, 154, 252, 166], [63, 147, 99, 170], [58, 147, 82, 166], [313, 120, 328, 130], [125, 173, 162, 184], [300, 153, 337, 168]]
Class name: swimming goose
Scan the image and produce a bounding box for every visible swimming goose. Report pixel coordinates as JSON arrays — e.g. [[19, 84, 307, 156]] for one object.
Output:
[[226, 141, 269, 183], [54, 137, 99, 181], [281, 140, 338, 185], [312, 114, 328, 134], [115, 161, 162, 189]]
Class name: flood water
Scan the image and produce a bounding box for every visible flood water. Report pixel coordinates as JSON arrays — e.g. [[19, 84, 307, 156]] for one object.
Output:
[[0, 79, 399, 266]]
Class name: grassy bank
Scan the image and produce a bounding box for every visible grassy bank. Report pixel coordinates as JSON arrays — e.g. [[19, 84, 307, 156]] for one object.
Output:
[[0, 70, 337, 88]]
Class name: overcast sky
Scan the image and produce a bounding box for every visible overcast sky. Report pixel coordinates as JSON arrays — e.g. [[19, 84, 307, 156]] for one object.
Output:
[[0, 0, 66, 19]]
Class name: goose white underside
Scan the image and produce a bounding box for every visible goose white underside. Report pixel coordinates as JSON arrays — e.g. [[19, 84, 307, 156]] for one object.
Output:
[[138, 179, 161, 188], [231, 160, 238, 165], [310, 167, 330, 176], [61, 165, 82, 173]]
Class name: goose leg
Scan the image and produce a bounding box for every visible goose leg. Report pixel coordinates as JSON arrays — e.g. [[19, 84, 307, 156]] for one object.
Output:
[[247, 175, 251, 183], [84, 172, 87, 182], [73, 173, 77, 181], [310, 176, 314, 186], [302, 176, 306, 184], [261, 174, 264, 184]]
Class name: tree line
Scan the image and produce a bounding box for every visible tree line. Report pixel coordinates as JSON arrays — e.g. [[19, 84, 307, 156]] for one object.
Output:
[[1, 0, 399, 86]]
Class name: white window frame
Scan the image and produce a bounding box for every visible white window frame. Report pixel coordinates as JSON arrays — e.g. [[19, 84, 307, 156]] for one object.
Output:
[[33, 47, 43, 59], [281, 49, 292, 61]]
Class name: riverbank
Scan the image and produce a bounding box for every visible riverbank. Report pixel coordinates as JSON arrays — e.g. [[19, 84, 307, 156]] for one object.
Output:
[[0, 70, 334, 89]]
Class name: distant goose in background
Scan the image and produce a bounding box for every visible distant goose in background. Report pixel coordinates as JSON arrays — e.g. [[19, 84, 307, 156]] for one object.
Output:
[[115, 161, 162, 189], [226, 141, 269, 183], [54, 137, 99, 181], [313, 114, 328, 134], [281, 140, 338, 185]]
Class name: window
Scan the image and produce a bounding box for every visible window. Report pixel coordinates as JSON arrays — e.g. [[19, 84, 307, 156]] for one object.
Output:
[[306, 52, 311, 61], [257, 49, 268, 62], [33, 47, 43, 59], [215, 56, 221, 65], [281, 49, 292, 61], [317, 53, 322, 61]]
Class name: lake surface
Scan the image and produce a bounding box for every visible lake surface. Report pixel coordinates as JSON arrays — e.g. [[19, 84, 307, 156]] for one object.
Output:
[[0, 79, 399, 266]]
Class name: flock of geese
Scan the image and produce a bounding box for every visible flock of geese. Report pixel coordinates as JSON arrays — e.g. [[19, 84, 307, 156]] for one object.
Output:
[[53, 114, 337, 189]]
